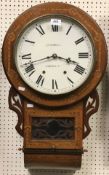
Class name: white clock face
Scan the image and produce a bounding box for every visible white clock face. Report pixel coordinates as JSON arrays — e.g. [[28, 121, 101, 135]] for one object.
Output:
[[15, 15, 94, 95]]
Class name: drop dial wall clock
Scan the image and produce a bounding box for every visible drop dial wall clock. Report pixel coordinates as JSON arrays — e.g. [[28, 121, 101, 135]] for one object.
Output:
[[2, 2, 107, 170]]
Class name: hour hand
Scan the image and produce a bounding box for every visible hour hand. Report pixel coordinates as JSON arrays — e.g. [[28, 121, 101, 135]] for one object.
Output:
[[66, 58, 78, 65], [55, 55, 78, 65]]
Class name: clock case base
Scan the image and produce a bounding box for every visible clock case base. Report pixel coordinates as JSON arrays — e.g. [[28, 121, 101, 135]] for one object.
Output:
[[24, 154, 81, 169], [9, 87, 99, 169]]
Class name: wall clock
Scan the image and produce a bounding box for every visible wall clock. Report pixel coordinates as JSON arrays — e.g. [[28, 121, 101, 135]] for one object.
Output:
[[2, 2, 107, 170]]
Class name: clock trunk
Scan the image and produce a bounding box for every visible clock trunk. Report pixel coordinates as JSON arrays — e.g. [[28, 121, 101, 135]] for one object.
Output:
[[23, 100, 83, 169]]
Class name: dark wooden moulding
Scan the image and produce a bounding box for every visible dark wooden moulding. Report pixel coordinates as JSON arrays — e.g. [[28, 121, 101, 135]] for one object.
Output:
[[2, 2, 107, 169]]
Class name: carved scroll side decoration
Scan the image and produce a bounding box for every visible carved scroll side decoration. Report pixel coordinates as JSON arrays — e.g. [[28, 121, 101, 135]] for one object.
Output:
[[83, 89, 99, 139], [8, 87, 24, 137]]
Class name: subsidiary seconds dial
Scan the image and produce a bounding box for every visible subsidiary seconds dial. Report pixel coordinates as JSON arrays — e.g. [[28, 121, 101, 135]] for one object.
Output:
[[15, 15, 94, 95]]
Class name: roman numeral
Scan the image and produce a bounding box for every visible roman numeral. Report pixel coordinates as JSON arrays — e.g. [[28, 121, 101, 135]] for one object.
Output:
[[36, 24, 45, 35], [52, 79, 58, 89], [78, 52, 89, 58], [25, 63, 35, 74], [66, 25, 73, 35], [36, 75, 44, 86], [75, 37, 84, 45], [74, 65, 85, 75], [25, 40, 35, 44], [29, 70, 35, 77], [22, 53, 31, 59], [67, 77, 74, 85], [52, 25, 58, 32]]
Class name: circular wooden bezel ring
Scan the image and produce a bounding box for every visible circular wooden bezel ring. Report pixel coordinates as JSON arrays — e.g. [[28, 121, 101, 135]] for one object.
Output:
[[2, 2, 107, 107]]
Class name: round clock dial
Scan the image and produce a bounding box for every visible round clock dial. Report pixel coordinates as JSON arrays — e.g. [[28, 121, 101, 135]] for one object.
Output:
[[15, 15, 94, 95]]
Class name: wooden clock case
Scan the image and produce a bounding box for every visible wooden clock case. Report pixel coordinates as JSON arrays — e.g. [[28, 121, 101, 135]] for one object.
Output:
[[2, 2, 107, 169]]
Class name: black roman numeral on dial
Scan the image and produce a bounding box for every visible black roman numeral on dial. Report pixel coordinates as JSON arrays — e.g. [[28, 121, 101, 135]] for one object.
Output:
[[67, 77, 74, 85], [36, 75, 44, 86], [79, 52, 89, 58], [74, 65, 85, 75], [36, 24, 45, 35], [22, 53, 31, 59], [25, 63, 35, 77], [25, 40, 35, 44], [52, 25, 58, 32], [75, 37, 84, 45], [52, 79, 58, 89], [66, 25, 73, 35]]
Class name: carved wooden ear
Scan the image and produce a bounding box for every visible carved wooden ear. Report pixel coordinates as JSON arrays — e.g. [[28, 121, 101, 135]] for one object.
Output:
[[9, 87, 24, 137], [83, 89, 99, 139]]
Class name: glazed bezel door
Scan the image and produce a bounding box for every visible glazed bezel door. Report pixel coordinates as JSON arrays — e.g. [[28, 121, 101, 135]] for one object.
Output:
[[14, 15, 94, 96]]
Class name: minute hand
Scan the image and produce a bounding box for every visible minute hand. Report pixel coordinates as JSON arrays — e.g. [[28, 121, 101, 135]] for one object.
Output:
[[23, 55, 53, 66]]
